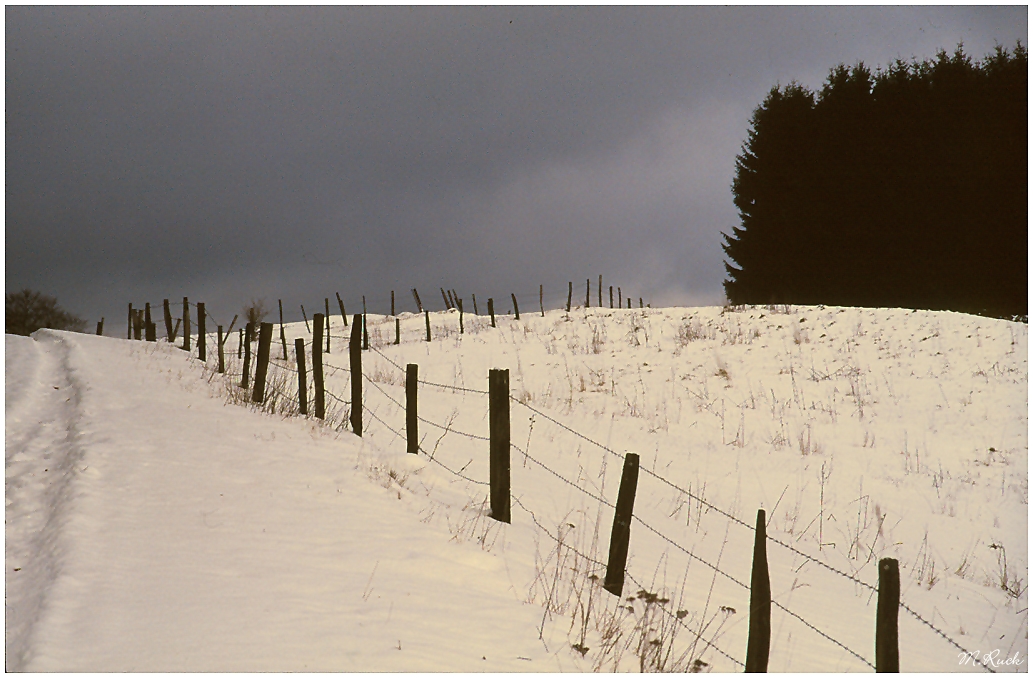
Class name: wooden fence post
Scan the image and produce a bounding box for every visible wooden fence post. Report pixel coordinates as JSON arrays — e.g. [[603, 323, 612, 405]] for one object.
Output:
[[412, 288, 423, 313], [598, 274, 603, 307], [511, 293, 520, 320], [313, 313, 325, 419], [394, 318, 400, 345], [145, 318, 156, 342], [540, 284, 545, 317], [639, 298, 643, 309], [171, 318, 181, 343], [447, 289, 456, 309], [128, 303, 133, 340], [876, 558, 900, 672], [144, 303, 153, 338], [295, 338, 308, 415], [391, 290, 395, 316], [425, 310, 431, 341], [279, 299, 288, 360], [441, 287, 451, 309], [745, 509, 771, 672], [567, 282, 573, 312], [406, 363, 418, 454], [197, 303, 206, 360], [252, 322, 273, 403], [182, 297, 191, 351], [325, 298, 331, 353], [489, 368, 511, 523], [618, 287, 622, 309], [135, 310, 143, 340], [458, 298, 464, 334], [363, 310, 369, 351], [240, 322, 253, 389], [603, 452, 640, 597], [96, 318, 104, 336], [472, 293, 479, 315], [628, 299, 632, 309], [586, 279, 590, 307], [609, 286, 614, 308], [488, 298, 496, 327], [336, 292, 348, 327], [301, 304, 310, 333], [350, 314, 362, 434], [217, 326, 225, 374], [238, 328, 243, 359], [163, 299, 174, 341]]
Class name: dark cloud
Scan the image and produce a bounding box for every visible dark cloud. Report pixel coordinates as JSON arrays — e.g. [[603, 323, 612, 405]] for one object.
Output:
[[6, 6, 1026, 325]]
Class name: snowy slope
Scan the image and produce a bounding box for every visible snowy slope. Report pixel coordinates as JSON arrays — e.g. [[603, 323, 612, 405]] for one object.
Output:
[[5, 304, 1028, 672]]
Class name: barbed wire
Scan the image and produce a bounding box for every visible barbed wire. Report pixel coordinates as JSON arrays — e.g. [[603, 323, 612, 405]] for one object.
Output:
[[509, 494, 746, 670], [362, 374, 492, 442]]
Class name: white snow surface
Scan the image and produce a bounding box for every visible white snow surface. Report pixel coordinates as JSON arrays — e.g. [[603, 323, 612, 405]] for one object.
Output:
[[5, 305, 1028, 672]]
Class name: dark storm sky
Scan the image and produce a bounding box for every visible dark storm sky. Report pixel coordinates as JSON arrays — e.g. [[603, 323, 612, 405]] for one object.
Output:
[[5, 6, 1027, 327]]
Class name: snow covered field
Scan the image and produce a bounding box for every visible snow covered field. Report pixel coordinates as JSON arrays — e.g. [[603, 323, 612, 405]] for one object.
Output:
[[6, 304, 1027, 671]]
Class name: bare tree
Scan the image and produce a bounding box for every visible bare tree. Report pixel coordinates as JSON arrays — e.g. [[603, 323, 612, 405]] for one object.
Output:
[[6, 289, 87, 336], [242, 298, 269, 328]]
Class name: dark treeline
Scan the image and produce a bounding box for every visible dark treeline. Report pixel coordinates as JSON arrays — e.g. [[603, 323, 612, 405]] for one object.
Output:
[[724, 44, 1026, 319]]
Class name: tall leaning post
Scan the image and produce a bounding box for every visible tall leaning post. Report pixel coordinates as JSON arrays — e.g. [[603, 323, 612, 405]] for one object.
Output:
[[511, 293, 520, 320], [312, 313, 325, 420], [163, 299, 174, 341], [406, 364, 418, 454], [295, 337, 308, 416], [252, 322, 274, 403], [197, 302, 206, 361], [488, 368, 511, 523], [279, 299, 288, 360], [603, 452, 640, 597], [182, 297, 191, 352], [217, 326, 225, 374], [349, 313, 363, 434], [745, 508, 771, 672], [876, 558, 900, 672], [336, 292, 348, 327], [240, 322, 253, 389]]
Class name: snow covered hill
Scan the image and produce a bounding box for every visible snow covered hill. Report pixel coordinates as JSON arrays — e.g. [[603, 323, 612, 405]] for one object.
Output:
[[5, 304, 1028, 671]]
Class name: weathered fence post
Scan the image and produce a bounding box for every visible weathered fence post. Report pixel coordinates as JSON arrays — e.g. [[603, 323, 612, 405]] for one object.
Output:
[[144, 303, 153, 339], [301, 304, 310, 332], [406, 363, 418, 454], [540, 284, 545, 317], [488, 298, 496, 327], [639, 298, 643, 309], [598, 274, 603, 307], [252, 322, 273, 403], [566, 282, 573, 312], [511, 293, 520, 320], [217, 326, 225, 374], [182, 297, 191, 351], [279, 299, 288, 360], [238, 328, 243, 359], [363, 310, 369, 350], [349, 314, 362, 434], [412, 288, 423, 312], [128, 303, 133, 340], [336, 292, 348, 327], [197, 303, 207, 360], [135, 310, 143, 340], [145, 318, 156, 342], [628, 299, 632, 309], [171, 318, 181, 343], [96, 318, 104, 336], [609, 286, 614, 308], [295, 337, 308, 415], [391, 290, 395, 316], [325, 298, 331, 353], [745, 508, 771, 672], [240, 322, 253, 389], [394, 317, 400, 345], [603, 452, 640, 597], [472, 293, 479, 315], [312, 313, 325, 420], [163, 299, 174, 341], [441, 287, 451, 309], [458, 298, 464, 334], [424, 310, 432, 341], [489, 368, 511, 523], [876, 558, 900, 672], [586, 279, 591, 307]]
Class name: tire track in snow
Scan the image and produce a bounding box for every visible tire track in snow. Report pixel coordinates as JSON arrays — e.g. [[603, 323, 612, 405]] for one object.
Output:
[[5, 331, 88, 671]]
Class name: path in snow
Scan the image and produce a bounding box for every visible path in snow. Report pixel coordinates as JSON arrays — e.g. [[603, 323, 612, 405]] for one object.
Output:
[[5, 331, 575, 671]]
